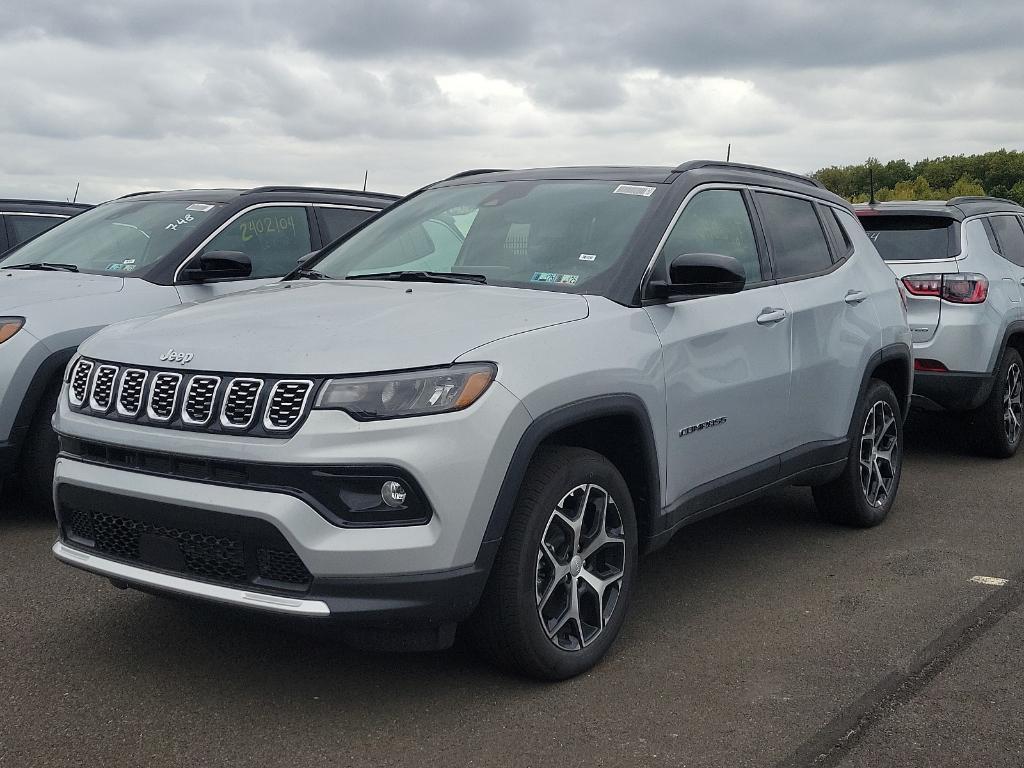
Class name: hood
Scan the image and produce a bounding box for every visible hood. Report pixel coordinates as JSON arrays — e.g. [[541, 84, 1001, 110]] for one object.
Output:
[[81, 280, 590, 374], [0, 270, 125, 312]]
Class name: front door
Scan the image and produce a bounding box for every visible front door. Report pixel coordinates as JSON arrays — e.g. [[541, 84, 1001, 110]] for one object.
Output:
[[645, 187, 792, 512]]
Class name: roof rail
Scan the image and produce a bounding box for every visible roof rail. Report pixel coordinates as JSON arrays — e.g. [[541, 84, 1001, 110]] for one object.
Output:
[[117, 190, 166, 199], [947, 195, 1020, 207], [242, 185, 400, 200], [442, 169, 510, 182], [672, 160, 825, 189], [0, 198, 90, 207]]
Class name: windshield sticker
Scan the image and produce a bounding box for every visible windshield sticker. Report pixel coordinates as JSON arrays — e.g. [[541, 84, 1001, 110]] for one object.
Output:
[[123, 259, 136, 265], [186, 203, 214, 212], [105, 263, 126, 271], [531, 272, 579, 285], [165, 213, 196, 231], [613, 184, 656, 197], [579, 253, 597, 262]]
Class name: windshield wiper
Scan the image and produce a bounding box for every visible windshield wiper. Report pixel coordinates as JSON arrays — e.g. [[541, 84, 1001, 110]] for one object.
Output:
[[4, 262, 80, 273], [294, 268, 328, 280], [346, 270, 487, 285]]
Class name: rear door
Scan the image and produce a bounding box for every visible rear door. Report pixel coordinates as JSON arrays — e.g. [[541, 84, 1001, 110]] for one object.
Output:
[[986, 214, 1024, 324], [175, 203, 315, 302], [644, 187, 792, 509], [758, 192, 878, 450]]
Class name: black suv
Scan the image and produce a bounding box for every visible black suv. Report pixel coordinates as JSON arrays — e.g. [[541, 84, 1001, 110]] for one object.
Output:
[[0, 199, 91, 253]]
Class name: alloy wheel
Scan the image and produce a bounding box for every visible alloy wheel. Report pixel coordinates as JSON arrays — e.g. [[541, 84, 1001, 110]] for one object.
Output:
[[859, 400, 899, 508], [1004, 362, 1023, 446], [535, 483, 626, 651]]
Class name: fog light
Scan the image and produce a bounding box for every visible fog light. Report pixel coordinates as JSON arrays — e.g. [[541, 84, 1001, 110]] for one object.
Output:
[[381, 480, 408, 508]]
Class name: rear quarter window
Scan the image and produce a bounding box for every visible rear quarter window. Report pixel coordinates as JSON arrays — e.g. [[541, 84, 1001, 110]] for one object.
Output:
[[859, 215, 955, 261]]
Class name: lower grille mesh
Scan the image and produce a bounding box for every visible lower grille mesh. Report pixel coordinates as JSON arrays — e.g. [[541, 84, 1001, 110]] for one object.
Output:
[[64, 505, 312, 589]]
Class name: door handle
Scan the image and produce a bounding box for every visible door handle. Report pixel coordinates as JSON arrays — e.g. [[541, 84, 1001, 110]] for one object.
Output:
[[844, 289, 868, 305], [1019, 278, 1024, 287], [756, 307, 787, 325]]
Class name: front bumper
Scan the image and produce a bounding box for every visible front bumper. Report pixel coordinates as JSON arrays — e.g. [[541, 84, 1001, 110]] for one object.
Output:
[[912, 370, 995, 411]]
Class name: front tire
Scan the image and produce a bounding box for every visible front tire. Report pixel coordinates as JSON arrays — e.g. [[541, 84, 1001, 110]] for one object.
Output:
[[976, 347, 1023, 458], [20, 378, 62, 512], [466, 447, 638, 680], [813, 379, 903, 527]]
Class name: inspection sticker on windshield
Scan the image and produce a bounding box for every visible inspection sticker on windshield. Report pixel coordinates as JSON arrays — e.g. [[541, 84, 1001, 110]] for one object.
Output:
[[579, 253, 597, 262], [613, 184, 656, 197], [532, 272, 579, 285], [186, 203, 214, 212]]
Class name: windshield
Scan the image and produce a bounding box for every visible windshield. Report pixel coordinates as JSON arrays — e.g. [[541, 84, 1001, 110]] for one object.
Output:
[[861, 215, 955, 261], [311, 180, 658, 293], [0, 200, 222, 275]]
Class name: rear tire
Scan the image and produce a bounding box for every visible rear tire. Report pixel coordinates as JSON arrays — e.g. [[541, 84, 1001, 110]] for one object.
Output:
[[813, 379, 903, 527], [466, 446, 638, 680], [20, 378, 62, 513], [975, 347, 1023, 458]]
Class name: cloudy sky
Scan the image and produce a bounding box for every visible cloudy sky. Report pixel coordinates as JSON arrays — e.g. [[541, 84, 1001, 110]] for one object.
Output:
[[4, 0, 1023, 203]]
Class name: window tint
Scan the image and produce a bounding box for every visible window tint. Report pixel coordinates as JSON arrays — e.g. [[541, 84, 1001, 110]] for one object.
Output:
[[660, 189, 761, 283], [820, 207, 852, 261], [7, 215, 65, 246], [203, 206, 312, 279], [988, 215, 1024, 268], [317, 206, 375, 243], [860, 216, 955, 261], [756, 193, 832, 278]]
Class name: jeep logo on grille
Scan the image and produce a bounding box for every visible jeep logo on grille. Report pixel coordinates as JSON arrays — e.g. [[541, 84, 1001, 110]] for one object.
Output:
[[159, 348, 195, 365]]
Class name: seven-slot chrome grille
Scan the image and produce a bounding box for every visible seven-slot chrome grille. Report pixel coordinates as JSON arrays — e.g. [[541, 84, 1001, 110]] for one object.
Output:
[[66, 358, 318, 438]]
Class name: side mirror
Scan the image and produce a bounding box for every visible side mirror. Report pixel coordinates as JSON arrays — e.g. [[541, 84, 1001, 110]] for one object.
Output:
[[180, 250, 252, 283], [297, 250, 319, 267], [650, 253, 746, 298]]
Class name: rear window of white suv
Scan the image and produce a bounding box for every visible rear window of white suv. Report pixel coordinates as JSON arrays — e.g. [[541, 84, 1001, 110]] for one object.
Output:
[[861, 215, 955, 261]]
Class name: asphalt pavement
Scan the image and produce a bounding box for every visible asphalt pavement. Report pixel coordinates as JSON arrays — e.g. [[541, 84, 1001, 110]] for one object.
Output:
[[2, 414, 1022, 767]]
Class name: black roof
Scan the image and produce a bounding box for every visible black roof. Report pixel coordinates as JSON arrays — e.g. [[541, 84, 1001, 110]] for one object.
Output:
[[854, 196, 1024, 221], [0, 199, 92, 215], [432, 161, 846, 206], [117, 186, 400, 207]]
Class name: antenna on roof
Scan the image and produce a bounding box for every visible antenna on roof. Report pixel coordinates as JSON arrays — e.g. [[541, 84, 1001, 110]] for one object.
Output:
[[868, 165, 877, 205], [726, 144, 731, 162], [70, 181, 80, 204], [362, 170, 368, 192]]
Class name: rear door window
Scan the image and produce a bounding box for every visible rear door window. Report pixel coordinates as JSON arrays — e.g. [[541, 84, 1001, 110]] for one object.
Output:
[[988, 215, 1024, 267], [755, 193, 832, 279], [859, 216, 955, 261], [316, 206, 376, 243]]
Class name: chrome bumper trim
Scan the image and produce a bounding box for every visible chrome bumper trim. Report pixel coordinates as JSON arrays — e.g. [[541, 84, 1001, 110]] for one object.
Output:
[[52, 540, 331, 616]]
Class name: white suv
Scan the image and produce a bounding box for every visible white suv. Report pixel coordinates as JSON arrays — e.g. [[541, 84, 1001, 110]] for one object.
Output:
[[53, 163, 912, 679], [857, 196, 1024, 456]]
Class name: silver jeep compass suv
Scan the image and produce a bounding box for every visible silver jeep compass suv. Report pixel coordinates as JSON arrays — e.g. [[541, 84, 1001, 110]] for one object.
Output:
[[53, 163, 912, 679], [0, 186, 396, 507], [856, 196, 1024, 456]]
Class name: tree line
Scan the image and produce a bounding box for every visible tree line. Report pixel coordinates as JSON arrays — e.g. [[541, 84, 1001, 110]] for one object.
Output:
[[811, 149, 1024, 204]]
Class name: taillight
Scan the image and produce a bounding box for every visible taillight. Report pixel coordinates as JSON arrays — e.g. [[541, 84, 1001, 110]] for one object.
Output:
[[915, 359, 948, 372], [901, 273, 988, 304]]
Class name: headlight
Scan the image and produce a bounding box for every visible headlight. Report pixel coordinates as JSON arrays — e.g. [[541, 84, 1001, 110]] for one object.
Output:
[[0, 317, 25, 345], [315, 363, 496, 420]]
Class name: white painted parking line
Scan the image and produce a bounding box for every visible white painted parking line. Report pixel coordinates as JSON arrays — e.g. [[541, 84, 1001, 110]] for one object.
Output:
[[970, 576, 1010, 586]]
